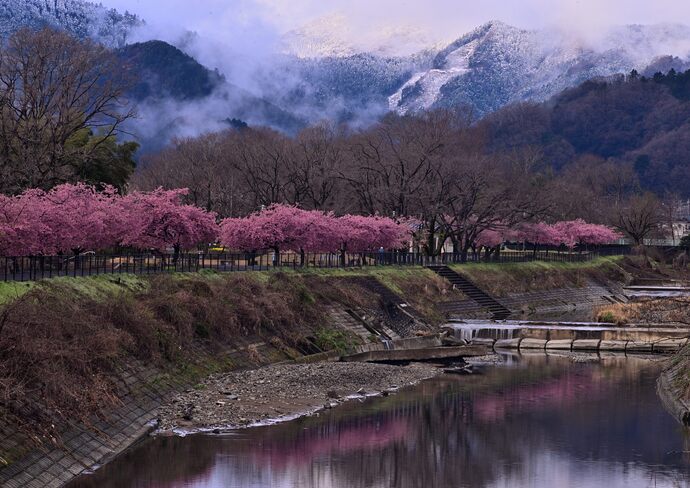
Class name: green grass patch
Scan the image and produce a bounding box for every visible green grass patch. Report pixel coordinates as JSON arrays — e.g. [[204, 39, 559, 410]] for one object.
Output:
[[452, 256, 623, 275], [39, 274, 149, 301], [597, 311, 617, 323], [314, 327, 357, 355], [279, 265, 436, 295], [0, 281, 34, 306]]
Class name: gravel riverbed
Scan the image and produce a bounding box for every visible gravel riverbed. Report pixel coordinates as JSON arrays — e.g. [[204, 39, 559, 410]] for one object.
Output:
[[156, 361, 443, 433]]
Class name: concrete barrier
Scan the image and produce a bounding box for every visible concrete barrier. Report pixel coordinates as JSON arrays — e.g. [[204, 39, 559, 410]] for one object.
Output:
[[545, 339, 573, 350], [652, 338, 688, 353], [495, 338, 522, 349], [599, 340, 628, 351], [464, 333, 686, 355], [626, 341, 653, 353], [572, 339, 602, 351], [520, 338, 547, 350]]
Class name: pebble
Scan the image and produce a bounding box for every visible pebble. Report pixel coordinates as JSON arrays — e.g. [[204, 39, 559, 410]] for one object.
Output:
[[156, 362, 441, 432]]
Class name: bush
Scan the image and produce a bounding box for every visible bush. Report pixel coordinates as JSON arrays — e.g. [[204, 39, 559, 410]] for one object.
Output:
[[314, 328, 356, 355], [597, 311, 617, 323]]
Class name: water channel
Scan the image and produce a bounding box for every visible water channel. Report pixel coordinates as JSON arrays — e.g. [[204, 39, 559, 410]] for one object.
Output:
[[70, 353, 690, 488]]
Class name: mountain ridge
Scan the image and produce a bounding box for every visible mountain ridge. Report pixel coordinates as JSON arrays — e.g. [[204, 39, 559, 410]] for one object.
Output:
[[4, 1, 690, 147]]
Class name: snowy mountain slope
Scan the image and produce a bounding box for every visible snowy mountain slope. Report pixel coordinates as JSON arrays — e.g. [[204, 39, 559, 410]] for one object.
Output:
[[282, 12, 448, 59], [389, 21, 690, 117], [0, 0, 141, 47], [254, 52, 426, 126]]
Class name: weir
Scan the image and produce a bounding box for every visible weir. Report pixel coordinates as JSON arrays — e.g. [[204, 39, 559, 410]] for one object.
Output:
[[447, 320, 690, 353]]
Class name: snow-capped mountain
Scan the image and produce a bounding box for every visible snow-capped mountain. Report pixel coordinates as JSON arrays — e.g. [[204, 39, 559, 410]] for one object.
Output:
[[0, 0, 142, 47], [4, 0, 690, 142], [282, 13, 449, 59], [390, 21, 690, 116]]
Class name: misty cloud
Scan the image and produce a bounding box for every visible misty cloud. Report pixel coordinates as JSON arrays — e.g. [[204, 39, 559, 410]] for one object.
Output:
[[102, 0, 690, 151]]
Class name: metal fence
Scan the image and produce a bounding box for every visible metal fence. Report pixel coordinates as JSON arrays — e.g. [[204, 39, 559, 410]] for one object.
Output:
[[0, 247, 632, 282]]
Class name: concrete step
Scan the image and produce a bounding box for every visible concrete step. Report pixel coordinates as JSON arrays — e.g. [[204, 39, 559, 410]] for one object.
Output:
[[427, 265, 511, 320]]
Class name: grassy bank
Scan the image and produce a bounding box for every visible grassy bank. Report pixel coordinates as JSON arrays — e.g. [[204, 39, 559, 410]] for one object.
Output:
[[0, 266, 453, 451], [450, 256, 629, 297]]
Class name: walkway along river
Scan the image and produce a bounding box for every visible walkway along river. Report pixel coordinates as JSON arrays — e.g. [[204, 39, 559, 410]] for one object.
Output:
[[69, 353, 690, 488]]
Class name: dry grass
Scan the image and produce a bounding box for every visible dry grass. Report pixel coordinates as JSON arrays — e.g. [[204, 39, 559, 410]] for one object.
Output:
[[595, 298, 690, 325], [0, 272, 337, 437], [0, 267, 450, 441]]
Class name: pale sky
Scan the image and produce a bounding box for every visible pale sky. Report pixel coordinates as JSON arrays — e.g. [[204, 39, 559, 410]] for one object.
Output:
[[104, 0, 690, 43], [102, 0, 690, 89]]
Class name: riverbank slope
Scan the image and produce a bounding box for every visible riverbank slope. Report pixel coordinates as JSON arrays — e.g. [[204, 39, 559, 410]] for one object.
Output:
[[0, 258, 637, 486]]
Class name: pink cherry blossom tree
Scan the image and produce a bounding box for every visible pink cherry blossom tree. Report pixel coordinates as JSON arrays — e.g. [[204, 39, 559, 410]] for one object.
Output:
[[515, 222, 565, 255], [119, 188, 218, 262], [553, 220, 620, 250], [474, 228, 504, 260], [219, 206, 410, 266], [0, 190, 55, 256], [40, 183, 123, 255], [219, 204, 341, 266], [337, 215, 410, 253]]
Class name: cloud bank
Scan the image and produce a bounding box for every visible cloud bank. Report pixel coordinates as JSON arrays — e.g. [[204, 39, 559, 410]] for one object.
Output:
[[102, 0, 690, 149]]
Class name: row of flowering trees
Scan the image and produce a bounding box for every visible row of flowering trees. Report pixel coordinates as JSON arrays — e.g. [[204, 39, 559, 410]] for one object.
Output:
[[475, 221, 621, 252], [0, 184, 621, 261], [219, 205, 410, 265], [0, 185, 217, 258], [0, 185, 410, 259]]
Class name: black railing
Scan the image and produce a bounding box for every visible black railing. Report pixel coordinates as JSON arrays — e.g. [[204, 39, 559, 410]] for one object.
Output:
[[0, 248, 630, 282]]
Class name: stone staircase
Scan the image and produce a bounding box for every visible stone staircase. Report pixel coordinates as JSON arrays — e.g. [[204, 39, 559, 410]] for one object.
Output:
[[427, 265, 511, 320], [355, 277, 427, 337], [328, 307, 400, 341]]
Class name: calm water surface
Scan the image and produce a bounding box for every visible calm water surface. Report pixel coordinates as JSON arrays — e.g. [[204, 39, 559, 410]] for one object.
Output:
[[70, 354, 690, 488]]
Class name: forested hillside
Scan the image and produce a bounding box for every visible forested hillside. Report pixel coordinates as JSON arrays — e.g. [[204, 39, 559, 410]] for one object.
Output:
[[0, 0, 141, 46], [118, 41, 225, 101], [481, 69, 690, 196]]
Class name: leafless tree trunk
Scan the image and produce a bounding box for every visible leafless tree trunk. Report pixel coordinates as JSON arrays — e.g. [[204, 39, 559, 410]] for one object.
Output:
[[615, 193, 663, 245], [0, 28, 134, 193]]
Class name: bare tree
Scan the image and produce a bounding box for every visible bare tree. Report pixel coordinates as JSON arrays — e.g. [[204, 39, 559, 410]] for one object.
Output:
[[134, 131, 255, 217], [288, 123, 344, 210], [615, 193, 663, 245], [340, 111, 455, 216], [0, 28, 134, 193]]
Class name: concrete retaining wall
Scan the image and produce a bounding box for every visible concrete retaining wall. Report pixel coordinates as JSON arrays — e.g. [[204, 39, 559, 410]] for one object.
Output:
[[440, 282, 624, 320], [657, 367, 690, 426], [474, 337, 688, 354], [0, 302, 440, 488]]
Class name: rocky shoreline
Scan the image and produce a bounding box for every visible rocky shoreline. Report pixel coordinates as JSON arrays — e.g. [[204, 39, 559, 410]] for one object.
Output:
[[156, 361, 444, 433]]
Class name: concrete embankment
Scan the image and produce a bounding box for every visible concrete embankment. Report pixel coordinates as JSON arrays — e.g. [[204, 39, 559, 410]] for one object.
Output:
[[657, 367, 690, 426], [471, 336, 688, 353], [658, 346, 690, 426], [438, 257, 630, 321]]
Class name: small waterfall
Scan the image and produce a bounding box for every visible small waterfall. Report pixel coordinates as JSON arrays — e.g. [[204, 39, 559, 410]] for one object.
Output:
[[381, 339, 394, 350], [451, 325, 518, 342]]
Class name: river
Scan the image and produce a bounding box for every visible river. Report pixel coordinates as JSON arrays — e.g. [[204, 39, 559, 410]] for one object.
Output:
[[69, 353, 690, 488]]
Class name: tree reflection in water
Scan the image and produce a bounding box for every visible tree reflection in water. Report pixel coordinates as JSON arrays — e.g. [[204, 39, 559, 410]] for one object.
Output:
[[69, 355, 690, 488]]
